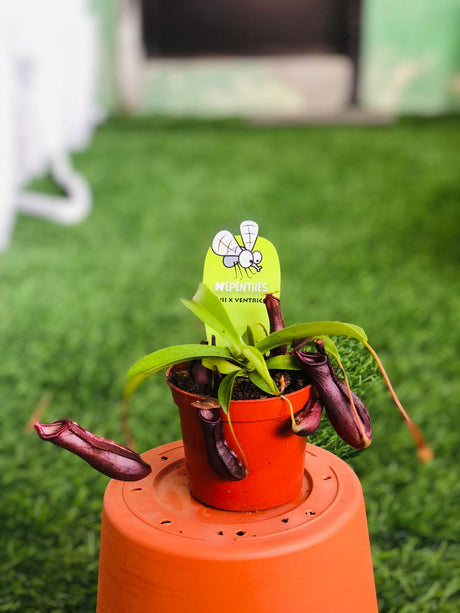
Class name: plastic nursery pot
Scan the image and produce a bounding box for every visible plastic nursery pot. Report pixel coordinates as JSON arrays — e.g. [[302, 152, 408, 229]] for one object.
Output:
[[97, 442, 378, 613], [167, 368, 311, 512]]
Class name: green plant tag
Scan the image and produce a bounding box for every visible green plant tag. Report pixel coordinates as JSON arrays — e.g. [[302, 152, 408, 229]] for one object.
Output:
[[203, 221, 280, 344]]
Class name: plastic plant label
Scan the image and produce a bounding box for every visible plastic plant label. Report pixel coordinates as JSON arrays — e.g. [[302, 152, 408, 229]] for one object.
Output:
[[203, 221, 280, 344]]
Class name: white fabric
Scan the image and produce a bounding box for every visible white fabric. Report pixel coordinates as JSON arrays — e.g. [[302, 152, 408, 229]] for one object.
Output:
[[0, 0, 100, 251]]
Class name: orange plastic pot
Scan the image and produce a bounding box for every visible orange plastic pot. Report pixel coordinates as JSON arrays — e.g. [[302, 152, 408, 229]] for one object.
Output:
[[168, 374, 311, 511], [97, 442, 378, 613]]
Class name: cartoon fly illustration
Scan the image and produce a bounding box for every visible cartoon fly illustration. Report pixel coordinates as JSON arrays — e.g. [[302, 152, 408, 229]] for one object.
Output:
[[212, 221, 263, 276]]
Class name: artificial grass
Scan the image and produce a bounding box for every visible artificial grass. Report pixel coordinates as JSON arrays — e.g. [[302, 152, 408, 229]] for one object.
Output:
[[1, 116, 459, 612]]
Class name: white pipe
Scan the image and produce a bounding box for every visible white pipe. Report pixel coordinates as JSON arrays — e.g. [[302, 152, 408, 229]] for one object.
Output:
[[16, 155, 92, 226]]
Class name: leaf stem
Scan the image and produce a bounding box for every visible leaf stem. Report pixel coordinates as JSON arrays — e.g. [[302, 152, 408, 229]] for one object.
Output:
[[281, 395, 296, 431], [335, 352, 370, 449], [224, 405, 248, 471], [364, 342, 433, 463]]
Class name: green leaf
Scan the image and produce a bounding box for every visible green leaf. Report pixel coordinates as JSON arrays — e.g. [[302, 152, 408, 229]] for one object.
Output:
[[127, 344, 233, 379], [265, 355, 302, 370], [257, 321, 368, 354], [241, 345, 279, 395], [201, 357, 242, 374], [248, 370, 277, 395], [242, 325, 255, 346], [181, 283, 243, 354], [242, 323, 267, 347], [124, 344, 233, 399], [218, 369, 244, 414]]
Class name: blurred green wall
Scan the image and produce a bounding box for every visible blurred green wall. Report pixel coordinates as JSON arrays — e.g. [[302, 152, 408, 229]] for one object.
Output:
[[360, 0, 460, 114]]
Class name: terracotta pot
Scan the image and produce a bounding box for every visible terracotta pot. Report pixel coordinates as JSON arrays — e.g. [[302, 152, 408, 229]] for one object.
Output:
[[97, 442, 378, 613], [167, 370, 311, 511]]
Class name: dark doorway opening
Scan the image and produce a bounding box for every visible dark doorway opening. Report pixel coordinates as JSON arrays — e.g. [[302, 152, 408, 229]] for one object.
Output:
[[141, 0, 361, 102]]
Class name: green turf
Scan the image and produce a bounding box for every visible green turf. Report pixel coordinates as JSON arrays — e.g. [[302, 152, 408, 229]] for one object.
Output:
[[1, 116, 459, 612]]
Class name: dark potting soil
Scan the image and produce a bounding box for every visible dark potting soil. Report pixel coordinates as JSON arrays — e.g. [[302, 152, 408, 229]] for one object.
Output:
[[168, 362, 310, 400]]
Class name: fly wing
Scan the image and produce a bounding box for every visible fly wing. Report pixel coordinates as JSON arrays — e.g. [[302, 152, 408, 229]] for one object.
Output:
[[212, 230, 242, 256], [240, 220, 259, 251]]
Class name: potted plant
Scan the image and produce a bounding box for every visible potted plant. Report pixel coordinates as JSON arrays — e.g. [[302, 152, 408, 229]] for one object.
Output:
[[36, 282, 431, 511]]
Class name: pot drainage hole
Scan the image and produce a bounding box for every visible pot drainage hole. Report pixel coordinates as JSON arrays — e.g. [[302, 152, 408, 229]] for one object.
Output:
[[305, 510, 316, 516], [161, 520, 172, 525], [236, 530, 246, 537]]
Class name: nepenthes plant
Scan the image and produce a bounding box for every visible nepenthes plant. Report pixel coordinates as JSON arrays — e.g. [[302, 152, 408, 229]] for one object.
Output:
[[36, 283, 432, 480]]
